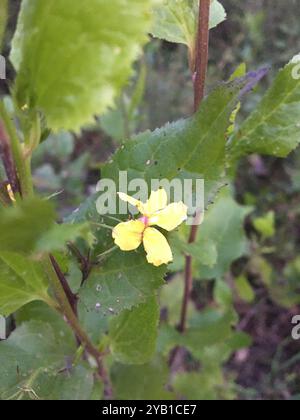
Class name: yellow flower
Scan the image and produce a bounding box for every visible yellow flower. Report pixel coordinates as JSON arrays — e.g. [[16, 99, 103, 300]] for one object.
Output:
[[112, 189, 188, 266]]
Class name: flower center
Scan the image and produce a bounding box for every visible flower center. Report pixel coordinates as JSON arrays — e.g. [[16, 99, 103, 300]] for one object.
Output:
[[139, 215, 149, 227]]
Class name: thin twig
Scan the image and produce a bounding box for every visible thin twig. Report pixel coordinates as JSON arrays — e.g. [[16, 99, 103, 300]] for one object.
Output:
[[179, 0, 210, 334], [0, 121, 20, 195], [44, 257, 113, 398], [50, 254, 78, 316]]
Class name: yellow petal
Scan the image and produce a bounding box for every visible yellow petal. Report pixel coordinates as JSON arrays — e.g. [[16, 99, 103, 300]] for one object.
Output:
[[148, 202, 188, 231], [118, 192, 144, 213], [142, 189, 168, 216], [143, 227, 173, 267], [112, 220, 144, 251]]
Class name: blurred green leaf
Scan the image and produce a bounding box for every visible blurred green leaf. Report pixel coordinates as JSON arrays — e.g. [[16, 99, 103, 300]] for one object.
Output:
[[109, 297, 159, 364], [253, 211, 275, 239], [235, 275, 255, 303], [0, 0, 7, 48], [151, 0, 226, 50], [0, 253, 51, 316], [111, 357, 173, 400], [0, 198, 55, 254], [11, 0, 155, 131], [194, 188, 252, 279], [229, 56, 300, 161]]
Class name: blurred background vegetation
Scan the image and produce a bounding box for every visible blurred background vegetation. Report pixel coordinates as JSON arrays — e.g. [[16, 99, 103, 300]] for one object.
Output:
[[2, 0, 300, 400]]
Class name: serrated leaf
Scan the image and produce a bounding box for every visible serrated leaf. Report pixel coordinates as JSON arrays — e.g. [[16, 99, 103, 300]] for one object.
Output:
[[228, 57, 300, 162], [103, 83, 241, 185], [109, 297, 159, 364], [0, 253, 51, 316], [0, 198, 55, 254], [79, 250, 165, 317], [11, 0, 155, 131], [151, 0, 226, 50], [111, 357, 173, 400]]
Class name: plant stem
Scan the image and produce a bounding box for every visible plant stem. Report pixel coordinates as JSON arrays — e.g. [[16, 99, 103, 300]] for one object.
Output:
[[0, 120, 21, 196], [193, 0, 210, 112], [179, 0, 210, 334], [44, 256, 112, 398], [0, 101, 33, 197]]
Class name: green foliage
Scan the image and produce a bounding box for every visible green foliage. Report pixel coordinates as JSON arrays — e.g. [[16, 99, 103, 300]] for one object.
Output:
[[111, 357, 173, 400], [79, 251, 165, 316], [228, 56, 300, 162], [11, 0, 155, 132], [0, 0, 7, 48], [103, 83, 241, 185], [193, 188, 252, 279], [0, 198, 55, 254], [253, 211, 275, 239], [109, 297, 159, 364], [0, 253, 51, 316], [0, 319, 96, 400]]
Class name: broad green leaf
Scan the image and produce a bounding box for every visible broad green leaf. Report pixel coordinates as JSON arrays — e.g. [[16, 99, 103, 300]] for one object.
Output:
[[11, 0, 155, 131], [33, 365, 94, 401], [79, 251, 165, 316], [111, 357, 173, 400], [109, 297, 159, 364], [151, 0, 226, 50], [0, 0, 7, 48], [0, 198, 55, 254], [194, 188, 252, 279], [0, 320, 95, 400], [228, 56, 300, 162], [103, 83, 241, 186], [0, 253, 51, 316]]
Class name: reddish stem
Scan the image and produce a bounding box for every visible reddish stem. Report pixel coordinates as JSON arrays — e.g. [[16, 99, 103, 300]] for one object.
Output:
[[179, 0, 210, 334]]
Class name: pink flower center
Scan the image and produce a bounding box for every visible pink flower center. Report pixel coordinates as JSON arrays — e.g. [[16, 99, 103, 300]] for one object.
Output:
[[139, 216, 149, 227]]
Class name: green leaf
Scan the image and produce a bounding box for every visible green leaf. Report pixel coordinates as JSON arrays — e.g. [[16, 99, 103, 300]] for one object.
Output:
[[0, 320, 77, 399], [173, 368, 234, 400], [253, 211, 275, 239], [79, 250, 165, 316], [194, 188, 252, 279], [0, 320, 96, 400], [0, 253, 51, 316], [151, 0, 226, 50], [0, 198, 55, 254], [160, 274, 197, 325], [35, 222, 91, 253], [235, 275, 255, 303], [228, 56, 300, 162], [0, 0, 7, 48], [11, 0, 155, 131], [33, 365, 95, 401], [103, 83, 241, 185], [111, 357, 173, 400], [109, 297, 159, 364]]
